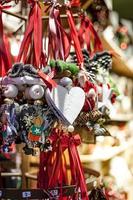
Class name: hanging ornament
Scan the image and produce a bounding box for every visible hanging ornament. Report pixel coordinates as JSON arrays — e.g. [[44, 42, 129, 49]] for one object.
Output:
[[115, 23, 131, 51], [45, 85, 85, 125], [38, 129, 88, 200], [19, 100, 55, 155], [98, 84, 114, 111], [70, 49, 112, 75], [0, 98, 19, 153], [0, 2, 120, 199]]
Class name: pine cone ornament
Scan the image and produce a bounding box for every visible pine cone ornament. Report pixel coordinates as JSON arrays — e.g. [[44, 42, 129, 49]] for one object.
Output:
[[70, 49, 112, 72], [91, 51, 112, 70]]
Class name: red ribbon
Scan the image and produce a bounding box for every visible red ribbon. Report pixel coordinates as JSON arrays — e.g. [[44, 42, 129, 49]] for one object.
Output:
[[38, 130, 88, 200], [17, 1, 56, 89], [66, 9, 84, 68], [0, 5, 12, 76], [78, 14, 103, 56], [70, 0, 81, 7], [48, 6, 71, 61], [17, 1, 47, 68], [38, 69, 57, 90]]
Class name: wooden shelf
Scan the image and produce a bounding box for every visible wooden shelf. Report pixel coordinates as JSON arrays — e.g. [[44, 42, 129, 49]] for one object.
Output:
[[80, 0, 111, 10], [1, 172, 22, 177], [100, 34, 133, 79], [81, 0, 93, 10], [80, 138, 133, 162], [105, 113, 133, 125]]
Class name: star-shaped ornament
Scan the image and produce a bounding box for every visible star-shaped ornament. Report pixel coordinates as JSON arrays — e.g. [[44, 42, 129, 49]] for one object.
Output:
[[98, 84, 114, 112]]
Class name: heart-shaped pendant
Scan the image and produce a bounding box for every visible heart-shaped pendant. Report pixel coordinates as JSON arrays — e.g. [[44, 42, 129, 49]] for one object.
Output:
[[45, 85, 85, 125]]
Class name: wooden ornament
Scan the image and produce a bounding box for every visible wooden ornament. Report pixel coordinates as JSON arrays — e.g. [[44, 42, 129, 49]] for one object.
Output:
[[46, 85, 85, 125]]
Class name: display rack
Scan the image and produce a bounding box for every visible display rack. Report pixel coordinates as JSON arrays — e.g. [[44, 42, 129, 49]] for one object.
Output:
[[105, 113, 133, 125], [0, 186, 76, 199]]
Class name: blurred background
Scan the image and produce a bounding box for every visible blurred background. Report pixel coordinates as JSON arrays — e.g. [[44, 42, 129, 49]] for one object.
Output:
[[0, 0, 133, 199]]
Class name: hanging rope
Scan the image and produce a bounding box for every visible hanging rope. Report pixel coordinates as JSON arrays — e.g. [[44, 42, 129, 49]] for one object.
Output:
[[66, 7, 84, 68], [78, 14, 103, 56], [38, 129, 89, 200], [17, 0, 47, 68], [0, 4, 12, 76], [48, 4, 71, 61]]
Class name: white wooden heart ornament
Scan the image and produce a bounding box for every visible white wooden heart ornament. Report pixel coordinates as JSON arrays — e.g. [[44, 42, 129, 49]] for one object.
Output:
[[46, 85, 85, 125]]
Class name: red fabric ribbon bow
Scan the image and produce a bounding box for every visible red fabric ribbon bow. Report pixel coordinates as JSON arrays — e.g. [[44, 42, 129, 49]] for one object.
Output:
[[78, 14, 103, 56], [38, 129, 88, 200]]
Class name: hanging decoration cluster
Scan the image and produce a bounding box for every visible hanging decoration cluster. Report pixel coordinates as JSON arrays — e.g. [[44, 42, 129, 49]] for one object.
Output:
[[0, 0, 119, 199]]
